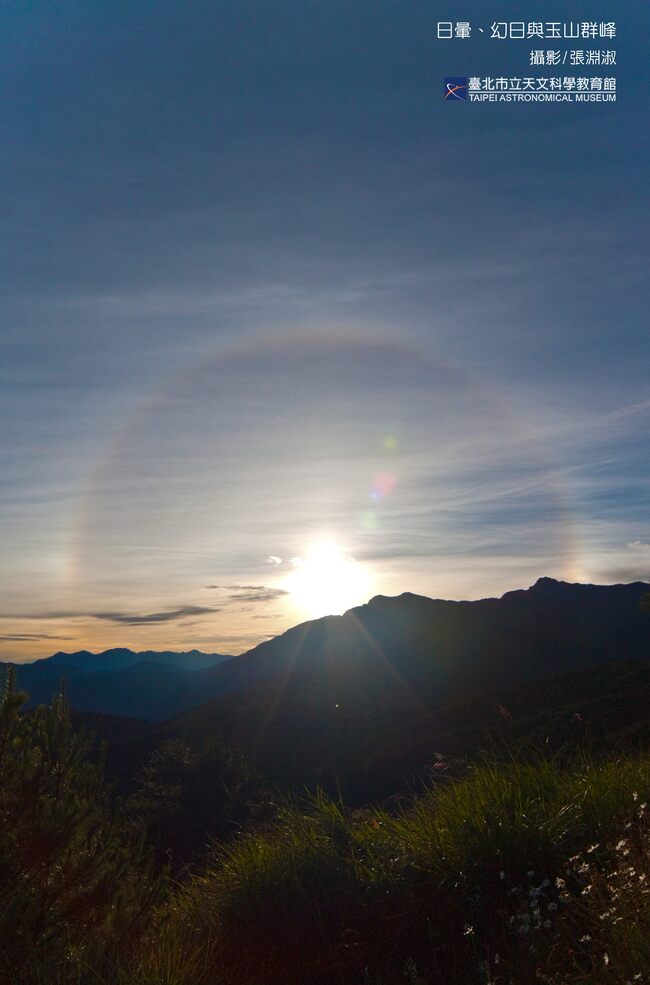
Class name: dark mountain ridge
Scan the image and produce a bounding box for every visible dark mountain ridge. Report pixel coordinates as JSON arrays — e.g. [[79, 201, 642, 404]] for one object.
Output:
[[32, 646, 232, 672], [186, 576, 650, 706], [4, 578, 649, 722], [99, 577, 650, 797], [3, 647, 233, 721]]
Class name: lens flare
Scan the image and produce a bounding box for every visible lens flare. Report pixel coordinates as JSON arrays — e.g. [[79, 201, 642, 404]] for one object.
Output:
[[360, 510, 378, 532], [370, 471, 396, 502]]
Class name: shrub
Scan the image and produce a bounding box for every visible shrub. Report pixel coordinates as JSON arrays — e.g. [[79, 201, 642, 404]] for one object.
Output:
[[0, 667, 165, 984]]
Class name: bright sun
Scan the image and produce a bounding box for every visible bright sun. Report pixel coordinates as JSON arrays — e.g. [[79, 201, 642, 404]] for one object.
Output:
[[284, 542, 372, 619]]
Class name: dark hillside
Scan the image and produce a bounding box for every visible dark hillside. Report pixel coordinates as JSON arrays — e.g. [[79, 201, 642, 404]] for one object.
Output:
[[8, 579, 650, 722], [106, 654, 650, 804]]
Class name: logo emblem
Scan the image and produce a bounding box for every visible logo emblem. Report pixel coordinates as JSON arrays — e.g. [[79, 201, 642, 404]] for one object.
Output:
[[444, 77, 468, 100]]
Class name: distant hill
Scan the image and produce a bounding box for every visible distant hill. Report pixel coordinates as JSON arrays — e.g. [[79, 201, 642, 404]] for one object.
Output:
[[5, 578, 650, 723], [3, 647, 233, 720], [34, 646, 231, 673]]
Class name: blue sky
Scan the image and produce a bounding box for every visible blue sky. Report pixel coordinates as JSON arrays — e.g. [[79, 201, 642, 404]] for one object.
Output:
[[1, 0, 648, 660]]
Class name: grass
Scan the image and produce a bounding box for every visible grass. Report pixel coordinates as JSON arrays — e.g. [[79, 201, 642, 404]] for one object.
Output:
[[123, 750, 650, 985], [3, 735, 650, 983]]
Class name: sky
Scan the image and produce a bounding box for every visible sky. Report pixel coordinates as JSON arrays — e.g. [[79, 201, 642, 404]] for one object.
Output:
[[1, 0, 649, 661]]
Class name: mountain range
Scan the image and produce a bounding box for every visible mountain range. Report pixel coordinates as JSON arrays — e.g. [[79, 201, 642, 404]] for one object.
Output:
[[5, 647, 231, 720], [4, 578, 650, 727], [137, 576, 650, 794], [36, 646, 232, 673]]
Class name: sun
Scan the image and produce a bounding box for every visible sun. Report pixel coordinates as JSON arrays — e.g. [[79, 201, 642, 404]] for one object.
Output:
[[284, 541, 372, 619]]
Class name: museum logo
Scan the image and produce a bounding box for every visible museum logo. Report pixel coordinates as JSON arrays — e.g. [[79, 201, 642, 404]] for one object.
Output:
[[444, 77, 467, 100]]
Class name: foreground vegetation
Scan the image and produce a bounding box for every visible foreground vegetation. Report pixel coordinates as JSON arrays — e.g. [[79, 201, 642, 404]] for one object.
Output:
[[2, 669, 650, 984]]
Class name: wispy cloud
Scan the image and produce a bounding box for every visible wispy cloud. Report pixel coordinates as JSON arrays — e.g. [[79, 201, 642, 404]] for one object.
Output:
[[89, 606, 218, 626], [598, 541, 650, 584], [208, 585, 289, 604], [0, 606, 218, 627], [598, 569, 650, 585]]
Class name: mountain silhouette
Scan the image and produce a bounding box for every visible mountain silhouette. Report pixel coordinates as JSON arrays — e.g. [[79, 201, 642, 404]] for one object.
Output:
[[4, 647, 232, 720], [135, 578, 647, 789], [4, 579, 650, 723], [177, 576, 650, 710], [39, 646, 231, 673]]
